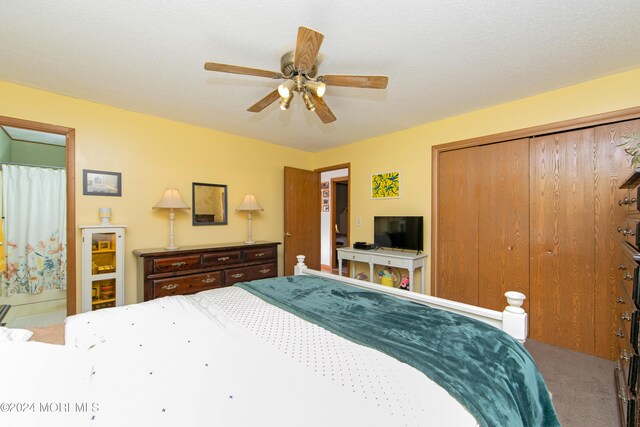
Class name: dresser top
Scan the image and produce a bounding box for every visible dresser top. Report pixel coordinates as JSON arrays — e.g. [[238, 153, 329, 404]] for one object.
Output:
[[132, 241, 281, 257], [620, 167, 640, 189]]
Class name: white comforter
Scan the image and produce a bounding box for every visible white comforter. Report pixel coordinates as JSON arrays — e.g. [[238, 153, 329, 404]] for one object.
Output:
[[4, 287, 477, 426]]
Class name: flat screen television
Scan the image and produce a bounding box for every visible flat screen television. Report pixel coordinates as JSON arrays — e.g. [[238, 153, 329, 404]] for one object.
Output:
[[374, 216, 424, 252]]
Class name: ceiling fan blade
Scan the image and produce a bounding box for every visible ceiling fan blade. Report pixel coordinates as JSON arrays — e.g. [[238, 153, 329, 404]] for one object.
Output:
[[311, 94, 337, 124], [204, 62, 283, 79], [293, 27, 324, 71], [247, 89, 281, 112], [320, 75, 388, 89]]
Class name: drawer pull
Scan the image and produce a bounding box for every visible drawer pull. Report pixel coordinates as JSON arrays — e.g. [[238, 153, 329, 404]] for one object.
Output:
[[217, 256, 230, 261], [162, 284, 180, 290], [253, 252, 265, 257], [616, 328, 625, 338], [259, 268, 271, 274], [618, 196, 638, 206], [231, 273, 245, 279], [621, 311, 631, 321], [618, 391, 628, 404], [620, 349, 629, 363], [171, 261, 186, 267], [624, 272, 633, 281], [201, 277, 217, 284], [628, 229, 636, 237], [617, 296, 625, 304], [618, 264, 627, 271], [387, 260, 392, 265]]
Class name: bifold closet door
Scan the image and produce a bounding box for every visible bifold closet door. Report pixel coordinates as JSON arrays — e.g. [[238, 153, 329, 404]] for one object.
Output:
[[437, 139, 529, 308], [529, 128, 597, 353], [477, 139, 530, 312], [437, 147, 480, 305], [593, 120, 639, 359]]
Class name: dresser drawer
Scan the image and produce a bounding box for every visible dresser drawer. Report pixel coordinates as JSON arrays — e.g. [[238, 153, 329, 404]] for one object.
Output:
[[616, 294, 639, 353], [153, 255, 201, 274], [202, 251, 242, 267], [617, 318, 639, 394], [615, 366, 637, 427], [152, 271, 224, 297], [225, 262, 277, 285], [244, 247, 276, 261]]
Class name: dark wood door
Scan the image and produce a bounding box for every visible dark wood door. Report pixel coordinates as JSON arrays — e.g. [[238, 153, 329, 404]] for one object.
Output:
[[477, 139, 530, 312], [436, 147, 480, 305], [283, 166, 320, 275], [529, 128, 597, 353]]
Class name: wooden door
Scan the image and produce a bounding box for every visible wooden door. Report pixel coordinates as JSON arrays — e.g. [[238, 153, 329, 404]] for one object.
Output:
[[283, 166, 320, 275], [436, 147, 480, 305], [529, 128, 596, 353], [593, 119, 639, 359], [477, 139, 530, 312]]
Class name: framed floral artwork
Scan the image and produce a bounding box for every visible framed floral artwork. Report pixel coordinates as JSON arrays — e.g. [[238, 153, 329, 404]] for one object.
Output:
[[371, 171, 400, 199]]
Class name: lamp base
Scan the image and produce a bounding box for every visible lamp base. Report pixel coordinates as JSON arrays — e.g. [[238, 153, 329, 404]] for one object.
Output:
[[165, 245, 179, 250], [243, 240, 256, 245]]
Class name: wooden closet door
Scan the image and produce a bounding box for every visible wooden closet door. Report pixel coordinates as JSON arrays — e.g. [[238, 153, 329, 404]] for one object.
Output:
[[477, 139, 530, 312], [593, 119, 639, 359], [437, 147, 479, 305], [530, 129, 596, 353]]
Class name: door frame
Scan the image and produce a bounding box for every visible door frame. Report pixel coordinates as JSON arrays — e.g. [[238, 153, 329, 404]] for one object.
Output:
[[431, 106, 640, 296], [315, 163, 350, 272], [330, 176, 349, 270], [0, 115, 76, 315]]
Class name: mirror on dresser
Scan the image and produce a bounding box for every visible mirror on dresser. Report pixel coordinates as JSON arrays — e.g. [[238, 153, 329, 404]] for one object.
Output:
[[192, 182, 227, 225]]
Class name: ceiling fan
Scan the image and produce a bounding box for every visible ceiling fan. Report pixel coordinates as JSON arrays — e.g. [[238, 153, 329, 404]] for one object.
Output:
[[204, 26, 388, 124]]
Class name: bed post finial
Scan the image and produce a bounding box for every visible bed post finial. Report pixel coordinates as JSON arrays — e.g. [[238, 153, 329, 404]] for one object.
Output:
[[502, 291, 528, 343], [294, 255, 307, 275]]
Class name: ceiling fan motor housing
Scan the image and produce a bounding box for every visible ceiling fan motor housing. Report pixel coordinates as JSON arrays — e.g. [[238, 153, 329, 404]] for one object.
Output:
[[281, 51, 317, 78]]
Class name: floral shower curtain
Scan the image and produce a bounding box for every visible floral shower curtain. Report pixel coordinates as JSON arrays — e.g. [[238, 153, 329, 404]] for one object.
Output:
[[1, 165, 67, 294]]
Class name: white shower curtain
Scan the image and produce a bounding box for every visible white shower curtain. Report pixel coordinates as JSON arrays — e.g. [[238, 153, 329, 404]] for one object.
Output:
[[1, 165, 67, 294]]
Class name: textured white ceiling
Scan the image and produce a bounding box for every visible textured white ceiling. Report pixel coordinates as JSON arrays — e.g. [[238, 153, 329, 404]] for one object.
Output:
[[1, 1, 639, 152]]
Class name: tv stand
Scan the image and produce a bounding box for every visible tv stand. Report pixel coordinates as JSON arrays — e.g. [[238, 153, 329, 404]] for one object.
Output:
[[337, 247, 428, 293]]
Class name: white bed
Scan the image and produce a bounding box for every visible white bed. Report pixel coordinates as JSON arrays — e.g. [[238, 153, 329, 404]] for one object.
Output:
[[0, 256, 555, 427]]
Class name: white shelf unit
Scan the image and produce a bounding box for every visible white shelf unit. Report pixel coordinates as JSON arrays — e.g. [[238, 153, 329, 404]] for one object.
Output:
[[337, 247, 428, 293]]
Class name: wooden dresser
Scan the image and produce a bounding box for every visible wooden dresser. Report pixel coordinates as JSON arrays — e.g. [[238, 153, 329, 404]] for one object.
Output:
[[616, 168, 640, 427], [133, 241, 280, 301]]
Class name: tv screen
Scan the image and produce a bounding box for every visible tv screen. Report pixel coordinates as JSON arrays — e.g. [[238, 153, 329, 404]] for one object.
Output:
[[374, 216, 424, 251]]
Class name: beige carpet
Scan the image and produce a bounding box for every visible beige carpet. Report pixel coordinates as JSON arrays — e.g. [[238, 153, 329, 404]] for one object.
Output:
[[525, 339, 619, 427]]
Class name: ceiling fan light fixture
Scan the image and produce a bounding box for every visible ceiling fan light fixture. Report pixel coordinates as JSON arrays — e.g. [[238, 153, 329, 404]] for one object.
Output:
[[277, 79, 296, 98], [302, 92, 316, 111], [306, 81, 326, 98], [280, 93, 294, 110]]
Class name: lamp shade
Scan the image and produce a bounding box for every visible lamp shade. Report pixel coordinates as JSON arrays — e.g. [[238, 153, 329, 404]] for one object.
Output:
[[236, 194, 263, 212], [153, 188, 190, 209]]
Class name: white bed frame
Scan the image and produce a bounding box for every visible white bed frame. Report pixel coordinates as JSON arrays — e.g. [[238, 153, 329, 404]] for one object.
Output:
[[294, 255, 528, 343]]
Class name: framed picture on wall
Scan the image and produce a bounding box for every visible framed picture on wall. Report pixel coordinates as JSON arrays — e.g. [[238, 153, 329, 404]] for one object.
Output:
[[321, 181, 330, 189], [371, 171, 400, 199], [83, 169, 122, 196], [322, 190, 329, 198], [322, 205, 329, 212]]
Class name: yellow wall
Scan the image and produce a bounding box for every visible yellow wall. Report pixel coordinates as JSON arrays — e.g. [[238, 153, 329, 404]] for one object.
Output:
[[0, 80, 313, 309], [2, 66, 639, 306], [314, 67, 640, 293]]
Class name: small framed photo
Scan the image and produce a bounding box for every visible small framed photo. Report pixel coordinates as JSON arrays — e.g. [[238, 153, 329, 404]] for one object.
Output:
[[322, 205, 329, 212], [98, 241, 111, 251], [322, 190, 329, 198], [83, 169, 122, 197], [322, 198, 329, 205], [321, 181, 330, 189]]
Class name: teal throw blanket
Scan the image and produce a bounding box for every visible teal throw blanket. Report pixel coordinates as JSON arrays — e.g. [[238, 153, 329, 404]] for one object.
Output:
[[235, 275, 559, 427]]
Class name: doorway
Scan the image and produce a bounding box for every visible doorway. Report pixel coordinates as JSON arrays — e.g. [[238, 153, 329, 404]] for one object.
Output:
[[0, 116, 76, 328], [283, 163, 350, 276], [319, 167, 349, 273]]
